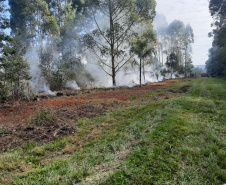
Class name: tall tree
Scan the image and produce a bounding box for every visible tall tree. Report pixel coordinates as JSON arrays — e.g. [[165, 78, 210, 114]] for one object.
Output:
[[206, 0, 226, 76], [84, 0, 156, 86], [153, 14, 169, 66], [9, 0, 59, 46], [0, 37, 30, 101], [165, 52, 179, 79], [184, 24, 194, 77], [0, 0, 10, 101], [209, 0, 226, 18], [130, 29, 156, 86], [0, 0, 9, 48]]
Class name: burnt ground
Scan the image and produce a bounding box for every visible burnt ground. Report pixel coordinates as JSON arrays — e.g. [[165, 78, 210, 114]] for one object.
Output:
[[0, 79, 193, 151]]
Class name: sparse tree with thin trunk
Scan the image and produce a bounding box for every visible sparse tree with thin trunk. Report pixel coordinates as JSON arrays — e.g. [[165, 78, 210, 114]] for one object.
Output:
[[165, 52, 179, 79], [84, 0, 156, 86], [130, 29, 156, 87]]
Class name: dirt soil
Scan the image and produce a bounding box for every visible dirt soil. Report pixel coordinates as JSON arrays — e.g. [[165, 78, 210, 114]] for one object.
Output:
[[0, 79, 189, 151]]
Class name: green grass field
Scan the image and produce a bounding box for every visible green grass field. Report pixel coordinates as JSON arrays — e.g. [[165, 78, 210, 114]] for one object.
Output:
[[1, 77, 226, 184]]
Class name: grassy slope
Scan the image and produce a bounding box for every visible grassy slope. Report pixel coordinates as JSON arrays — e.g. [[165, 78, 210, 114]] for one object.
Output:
[[0, 78, 226, 184]]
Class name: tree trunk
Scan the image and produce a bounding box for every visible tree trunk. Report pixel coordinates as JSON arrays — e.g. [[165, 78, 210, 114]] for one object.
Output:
[[112, 71, 116, 86], [112, 55, 116, 86], [109, 1, 116, 86], [143, 62, 145, 83], [184, 45, 187, 78], [171, 70, 173, 80], [140, 58, 142, 87]]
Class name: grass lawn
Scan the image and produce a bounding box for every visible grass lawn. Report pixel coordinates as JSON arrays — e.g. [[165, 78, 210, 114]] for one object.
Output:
[[0, 77, 226, 184]]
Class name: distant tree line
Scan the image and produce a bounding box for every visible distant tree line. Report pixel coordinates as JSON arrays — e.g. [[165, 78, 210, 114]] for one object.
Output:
[[154, 15, 194, 79], [206, 0, 226, 76]]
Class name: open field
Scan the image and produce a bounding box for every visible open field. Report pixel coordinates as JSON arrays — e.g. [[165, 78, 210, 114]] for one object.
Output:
[[0, 77, 226, 184]]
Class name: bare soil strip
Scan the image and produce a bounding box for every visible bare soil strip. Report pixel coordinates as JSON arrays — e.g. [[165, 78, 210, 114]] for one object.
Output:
[[0, 79, 181, 126], [0, 79, 185, 151]]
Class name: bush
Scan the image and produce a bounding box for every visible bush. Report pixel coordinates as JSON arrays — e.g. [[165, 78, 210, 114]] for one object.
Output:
[[0, 84, 9, 103], [30, 109, 56, 126], [32, 147, 45, 156]]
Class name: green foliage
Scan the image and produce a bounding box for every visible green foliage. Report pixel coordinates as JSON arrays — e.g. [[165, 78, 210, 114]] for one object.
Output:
[[0, 127, 7, 135], [0, 37, 30, 101], [9, 0, 60, 45], [130, 96, 137, 100], [38, 45, 71, 91], [25, 156, 42, 164], [0, 0, 10, 48], [207, 44, 226, 76], [185, 57, 194, 75], [32, 147, 46, 156], [59, 53, 95, 88], [30, 109, 56, 127], [43, 15, 60, 37], [156, 18, 194, 76], [130, 30, 156, 59], [49, 70, 65, 91], [209, 0, 226, 17], [83, 0, 156, 86], [206, 0, 226, 76], [0, 83, 9, 102], [130, 29, 156, 86], [165, 52, 179, 78]]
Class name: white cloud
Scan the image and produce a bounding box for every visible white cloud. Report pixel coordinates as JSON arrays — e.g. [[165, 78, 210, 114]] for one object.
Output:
[[156, 0, 213, 65]]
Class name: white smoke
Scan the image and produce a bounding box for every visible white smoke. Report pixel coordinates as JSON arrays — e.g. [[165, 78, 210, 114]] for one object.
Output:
[[26, 43, 81, 94], [65, 81, 80, 90], [26, 48, 54, 94], [26, 12, 183, 93], [80, 11, 171, 88]]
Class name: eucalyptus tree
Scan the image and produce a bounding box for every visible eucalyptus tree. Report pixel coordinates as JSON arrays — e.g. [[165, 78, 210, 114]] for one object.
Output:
[[0, 37, 30, 101], [153, 13, 168, 65], [9, 0, 59, 46], [0, 0, 10, 101], [0, 0, 9, 48], [206, 0, 226, 76], [130, 29, 156, 87], [184, 57, 194, 76], [184, 24, 194, 77], [9, 0, 89, 90], [167, 20, 186, 61], [209, 0, 226, 18], [165, 52, 179, 79], [166, 20, 194, 76], [84, 0, 156, 86]]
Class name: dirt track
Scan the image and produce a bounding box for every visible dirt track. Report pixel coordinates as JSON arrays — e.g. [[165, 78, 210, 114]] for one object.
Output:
[[0, 79, 181, 126]]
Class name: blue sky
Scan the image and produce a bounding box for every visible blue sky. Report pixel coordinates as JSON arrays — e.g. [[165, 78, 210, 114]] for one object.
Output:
[[156, 0, 213, 65]]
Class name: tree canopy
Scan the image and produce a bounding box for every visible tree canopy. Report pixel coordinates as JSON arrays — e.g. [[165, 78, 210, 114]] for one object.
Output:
[[206, 0, 226, 76], [83, 0, 156, 86]]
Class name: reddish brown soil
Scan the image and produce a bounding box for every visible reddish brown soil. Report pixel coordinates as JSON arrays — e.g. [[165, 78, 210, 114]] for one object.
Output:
[[0, 79, 187, 151], [0, 79, 181, 126]]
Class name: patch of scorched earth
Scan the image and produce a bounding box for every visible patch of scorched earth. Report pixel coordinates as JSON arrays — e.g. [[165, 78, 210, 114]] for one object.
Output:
[[0, 79, 181, 126]]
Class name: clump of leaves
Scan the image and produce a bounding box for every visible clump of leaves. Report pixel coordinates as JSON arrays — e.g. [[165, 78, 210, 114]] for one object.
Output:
[[0, 86, 9, 103], [32, 147, 45, 156], [25, 156, 42, 164], [30, 109, 56, 126], [131, 96, 137, 100], [0, 127, 7, 135]]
